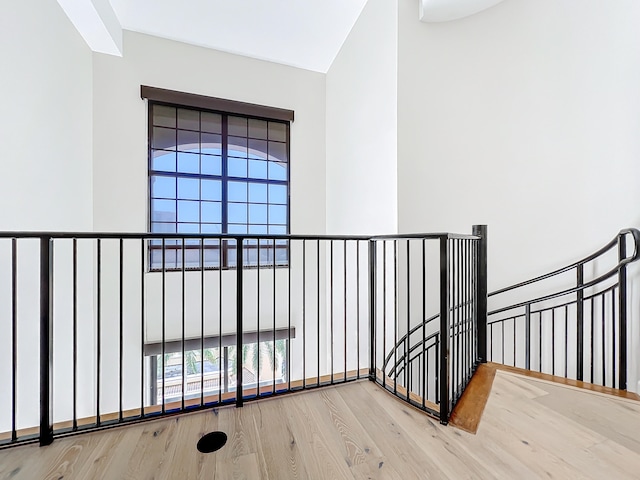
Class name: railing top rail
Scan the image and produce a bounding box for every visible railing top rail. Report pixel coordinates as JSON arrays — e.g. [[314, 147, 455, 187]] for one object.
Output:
[[489, 228, 640, 297], [0, 231, 480, 241]]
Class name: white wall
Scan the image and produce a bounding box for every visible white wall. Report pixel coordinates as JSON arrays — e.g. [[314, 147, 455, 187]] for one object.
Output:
[[0, 0, 94, 432], [397, 0, 640, 288], [326, 0, 398, 235]]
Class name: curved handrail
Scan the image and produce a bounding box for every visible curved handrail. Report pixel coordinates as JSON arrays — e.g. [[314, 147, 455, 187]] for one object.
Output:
[[489, 228, 640, 298], [382, 228, 640, 385]]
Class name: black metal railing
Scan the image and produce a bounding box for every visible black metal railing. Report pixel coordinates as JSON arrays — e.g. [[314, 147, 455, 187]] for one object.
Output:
[[487, 228, 640, 390], [375, 226, 486, 424], [0, 226, 485, 449]]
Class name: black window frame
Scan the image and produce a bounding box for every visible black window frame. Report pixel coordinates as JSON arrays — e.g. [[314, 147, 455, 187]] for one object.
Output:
[[143, 86, 292, 271]]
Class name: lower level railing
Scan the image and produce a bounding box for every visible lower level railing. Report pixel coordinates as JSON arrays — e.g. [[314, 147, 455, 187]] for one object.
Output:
[[0, 226, 487, 449]]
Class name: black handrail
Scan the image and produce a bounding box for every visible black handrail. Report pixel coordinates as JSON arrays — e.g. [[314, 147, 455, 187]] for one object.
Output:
[[382, 227, 639, 398]]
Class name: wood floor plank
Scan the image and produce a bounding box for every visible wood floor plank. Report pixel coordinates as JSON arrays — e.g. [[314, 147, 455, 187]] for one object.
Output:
[[2, 375, 640, 479]]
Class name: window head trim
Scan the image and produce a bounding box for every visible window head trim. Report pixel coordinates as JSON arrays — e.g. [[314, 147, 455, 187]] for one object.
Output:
[[141, 85, 294, 123]]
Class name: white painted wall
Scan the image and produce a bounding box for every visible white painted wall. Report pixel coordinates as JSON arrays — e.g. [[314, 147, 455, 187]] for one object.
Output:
[[326, 0, 398, 235], [397, 0, 640, 288], [0, 0, 94, 432], [396, 0, 640, 388]]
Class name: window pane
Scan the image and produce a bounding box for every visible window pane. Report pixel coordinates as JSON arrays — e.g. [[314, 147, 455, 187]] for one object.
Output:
[[228, 116, 247, 136], [228, 158, 247, 178], [269, 142, 287, 162], [229, 203, 248, 223], [177, 223, 199, 234], [268, 122, 286, 142], [228, 181, 247, 202], [269, 205, 287, 225], [249, 119, 268, 139], [177, 130, 200, 153], [228, 136, 248, 158], [268, 162, 287, 181], [249, 204, 267, 224], [202, 224, 222, 234], [268, 184, 287, 204], [201, 133, 222, 155], [249, 224, 267, 235], [153, 105, 176, 128], [201, 179, 222, 201], [201, 112, 222, 133], [177, 152, 199, 174], [151, 176, 176, 198], [248, 139, 267, 159], [201, 202, 222, 223], [269, 225, 287, 235], [178, 200, 199, 222], [152, 150, 176, 172], [151, 222, 176, 233], [153, 127, 176, 150], [201, 155, 222, 176], [228, 224, 247, 234], [248, 183, 267, 203], [178, 177, 199, 200], [248, 160, 268, 179], [204, 244, 221, 267], [177, 108, 199, 130], [151, 199, 176, 222]]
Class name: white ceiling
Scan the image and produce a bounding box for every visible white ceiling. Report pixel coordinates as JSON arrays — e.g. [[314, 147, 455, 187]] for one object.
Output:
[[108, 0, 369, 73]]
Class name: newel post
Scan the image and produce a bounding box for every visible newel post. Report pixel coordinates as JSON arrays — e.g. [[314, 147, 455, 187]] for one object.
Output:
[[473, 225, 488, 365], [40, 236, 54, 446]]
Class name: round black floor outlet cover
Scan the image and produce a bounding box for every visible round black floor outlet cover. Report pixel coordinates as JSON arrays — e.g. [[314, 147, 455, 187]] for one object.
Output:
[[197, 431, 227, 453]]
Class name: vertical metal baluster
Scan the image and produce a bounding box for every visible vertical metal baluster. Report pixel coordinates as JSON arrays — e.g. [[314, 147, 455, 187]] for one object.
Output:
[[422, 239, 426, 409], [602, 293, 606, 386], [287, 239, 291, 391], [317, 240, 320, 387], [11, 239, 18, 441], [564, 304, 568, 379], [344, 241, 347, 382], [140, 239, 145, 419], [525, 305, 531, 370], [393, 240, 397, 395], [302, 240, 306, 389], [551, 309, 555, 376], [181, 238, 185, 411], [97, 238, 102, 426], [236, 239, 244, 407], [356, 241, 360, 379], [576, 264, 585, 381], [119, 239, 124, 421], [382, 241, 387, 389], [538, 312, 542, 372], [199, 239, 204, 405], [513, 318, 517, 367], [72, 239, 77, 431], [199, 239, 205, 405], [501, 321, 505, 365], [405, 240, 410, 400], [257, 239, 261, 396], [590, 297, 595, 384], [618, 234, 628, 391], [368, 240, 376, 382], [273, 237, 277, 394], [218, 238, 222, 402], [161, 238, 165, 414], [330, 240, 334, 385], [489, 323, 493, 362], [40, 236, 54, 446]]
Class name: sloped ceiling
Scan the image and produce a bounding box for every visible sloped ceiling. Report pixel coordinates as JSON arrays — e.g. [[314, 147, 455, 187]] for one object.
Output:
[[108, 0, 368, 73]]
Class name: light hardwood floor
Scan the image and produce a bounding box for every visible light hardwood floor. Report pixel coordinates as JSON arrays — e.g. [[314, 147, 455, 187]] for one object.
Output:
[[2, 371, 640, 479]]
